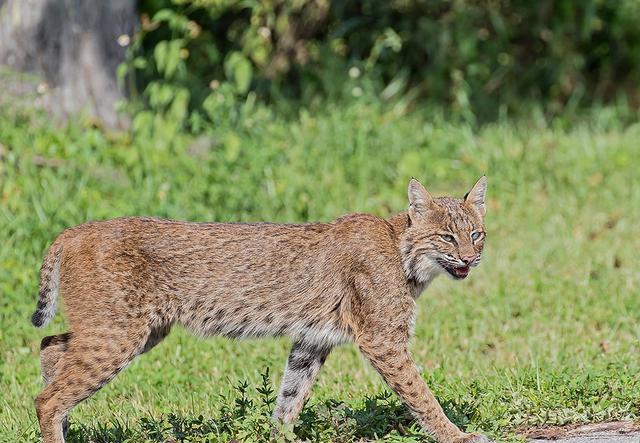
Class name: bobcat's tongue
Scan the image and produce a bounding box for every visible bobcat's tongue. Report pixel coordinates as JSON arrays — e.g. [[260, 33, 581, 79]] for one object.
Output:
[[452, 266, 470, 278]]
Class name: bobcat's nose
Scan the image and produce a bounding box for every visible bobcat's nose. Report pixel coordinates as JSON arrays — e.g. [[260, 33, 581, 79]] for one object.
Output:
[[461, 256, 475, 266]]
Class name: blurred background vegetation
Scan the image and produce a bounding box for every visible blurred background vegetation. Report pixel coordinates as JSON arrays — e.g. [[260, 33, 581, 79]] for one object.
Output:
[[126, 0, 640, 131]]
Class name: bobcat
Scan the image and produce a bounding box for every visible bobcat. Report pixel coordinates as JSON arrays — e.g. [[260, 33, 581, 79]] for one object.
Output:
[[32, 177, 492, 443]]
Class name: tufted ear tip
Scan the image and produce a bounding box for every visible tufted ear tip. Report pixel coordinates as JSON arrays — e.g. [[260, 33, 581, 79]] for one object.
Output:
[[407, 179, 433, 220], [464, 176, 487, 217]]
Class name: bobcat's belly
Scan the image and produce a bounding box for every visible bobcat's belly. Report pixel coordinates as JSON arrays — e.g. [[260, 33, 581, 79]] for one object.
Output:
[[181, 308, 351, 346]]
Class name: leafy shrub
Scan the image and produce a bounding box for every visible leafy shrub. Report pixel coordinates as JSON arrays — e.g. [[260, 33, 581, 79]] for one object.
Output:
[[125, 0, 640, 129]]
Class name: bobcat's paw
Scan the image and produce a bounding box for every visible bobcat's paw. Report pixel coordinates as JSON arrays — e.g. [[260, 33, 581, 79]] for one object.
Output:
[[456, 433, 495, 443]]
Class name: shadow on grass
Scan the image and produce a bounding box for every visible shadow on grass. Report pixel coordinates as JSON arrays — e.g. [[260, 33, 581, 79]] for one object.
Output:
[[66, 414, 223, 443], [296, 391, 480, 441], [63, 390, 480, 442]]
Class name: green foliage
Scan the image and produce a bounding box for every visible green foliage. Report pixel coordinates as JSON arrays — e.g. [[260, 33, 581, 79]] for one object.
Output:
[[125, 0, 640, 131]]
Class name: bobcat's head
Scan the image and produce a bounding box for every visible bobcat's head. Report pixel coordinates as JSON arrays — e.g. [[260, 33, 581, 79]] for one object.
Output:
[[402, 177, 487, 283]]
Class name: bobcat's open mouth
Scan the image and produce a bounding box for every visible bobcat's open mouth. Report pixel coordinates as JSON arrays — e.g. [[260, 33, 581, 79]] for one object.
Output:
[[439, 262, 470, 279]]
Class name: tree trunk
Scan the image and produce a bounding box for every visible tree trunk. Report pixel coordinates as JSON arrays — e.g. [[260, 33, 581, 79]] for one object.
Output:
[[0, 0, 137, 129]]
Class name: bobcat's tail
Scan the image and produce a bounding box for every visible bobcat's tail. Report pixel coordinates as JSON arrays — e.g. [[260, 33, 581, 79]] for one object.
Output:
[[31, 238, 64, 328]]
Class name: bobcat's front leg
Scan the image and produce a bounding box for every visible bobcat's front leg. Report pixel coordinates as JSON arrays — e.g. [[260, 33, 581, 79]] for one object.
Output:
[[273, 341, 332, 423], [357, 337, 481, 442], [352, 279, 493, 442]]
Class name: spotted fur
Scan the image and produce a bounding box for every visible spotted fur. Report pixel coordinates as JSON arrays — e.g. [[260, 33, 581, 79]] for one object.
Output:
[[32, 177, 491, 443]]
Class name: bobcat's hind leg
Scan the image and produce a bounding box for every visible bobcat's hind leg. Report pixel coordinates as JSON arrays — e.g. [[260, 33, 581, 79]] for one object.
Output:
[[40, 333, 72, 437], [41, 333, 71, 384], [35, 326, 151, 443], [273, 341, 332, 423]]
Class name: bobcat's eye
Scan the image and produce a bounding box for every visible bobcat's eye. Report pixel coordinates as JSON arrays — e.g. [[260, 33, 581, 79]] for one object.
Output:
[[471, 231, 482, 241], [440, 234, 456, 243]]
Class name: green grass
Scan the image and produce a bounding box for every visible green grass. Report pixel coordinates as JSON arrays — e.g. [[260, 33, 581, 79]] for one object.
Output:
[[1, 99, 639, 442]]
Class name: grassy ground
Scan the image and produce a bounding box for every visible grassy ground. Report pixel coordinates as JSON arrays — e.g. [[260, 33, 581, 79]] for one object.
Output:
[[1, 99, 639, 442]]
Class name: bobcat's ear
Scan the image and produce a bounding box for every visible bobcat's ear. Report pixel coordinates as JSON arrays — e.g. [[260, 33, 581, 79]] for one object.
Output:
[[408, 178, 434, 221], [464, 176, 487, 217]]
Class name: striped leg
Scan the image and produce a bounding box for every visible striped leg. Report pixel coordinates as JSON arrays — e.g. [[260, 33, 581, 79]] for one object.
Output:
[[273, 341, 332, 423]]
